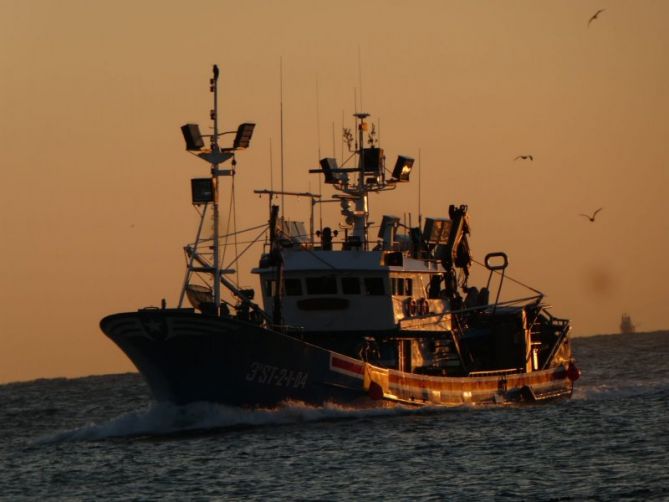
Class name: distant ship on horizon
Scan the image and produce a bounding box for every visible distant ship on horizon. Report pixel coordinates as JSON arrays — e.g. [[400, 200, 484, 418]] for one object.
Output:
[[620, 313, 635, 334]]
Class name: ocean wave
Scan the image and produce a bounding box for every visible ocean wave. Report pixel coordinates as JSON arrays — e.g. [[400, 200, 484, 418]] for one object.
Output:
[[571, 380, 669, 401]]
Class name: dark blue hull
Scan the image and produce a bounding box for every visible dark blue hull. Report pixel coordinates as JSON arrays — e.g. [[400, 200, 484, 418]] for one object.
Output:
[[100, 309, 575, 407], [100, 309, 369, 407]]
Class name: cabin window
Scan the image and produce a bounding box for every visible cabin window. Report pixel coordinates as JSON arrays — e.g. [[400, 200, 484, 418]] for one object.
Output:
[[428, 275, 441, 299], [341, 277, 361, 295], [364, 277, 385, 296], [391, 277, 412, 296], [391, 278, 403, 295], [264, 279, 276, 296], [284, 279, 302, 296], [264, 279, 301, 296], [306, 276, 338, 295]]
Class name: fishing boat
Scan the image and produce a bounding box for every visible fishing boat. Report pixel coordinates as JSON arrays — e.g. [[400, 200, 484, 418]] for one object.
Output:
[[100, 66, 580, 407], [620, 313, 635, 334]]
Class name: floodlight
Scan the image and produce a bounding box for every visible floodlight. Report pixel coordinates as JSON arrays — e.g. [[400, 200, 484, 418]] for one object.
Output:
[[422, 217, 452, 244], [181, 123, 205, 151], [362, 147, 383, 173], [378, 215, 400, 239], [391, 155, 414, 182], [233, 123, 255, 149], [319, 157, 339, 184], [191, 178, 214, 204]]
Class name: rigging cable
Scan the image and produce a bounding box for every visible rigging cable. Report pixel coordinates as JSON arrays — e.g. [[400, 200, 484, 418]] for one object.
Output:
[[471, 257, 543, 296], [224, 226, 268, 273], [194, 223, 269, 245], [220, 176, 235, 268], [231, 170, 240, 285]]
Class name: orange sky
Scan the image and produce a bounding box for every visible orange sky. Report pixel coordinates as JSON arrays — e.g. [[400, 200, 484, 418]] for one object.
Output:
[[1, 0, 668, 384]]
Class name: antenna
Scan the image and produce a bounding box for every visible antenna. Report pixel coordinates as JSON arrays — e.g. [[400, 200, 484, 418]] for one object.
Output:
[[269, 137, 274, 192], [418, 148, 422, 228], [353, 87, 356, 115], [357, 45, 364, 112], [316, 76, 322, 161], [316, 77, 323, 235], [340, 110, 345, 165], [280, 57, 285, 219]]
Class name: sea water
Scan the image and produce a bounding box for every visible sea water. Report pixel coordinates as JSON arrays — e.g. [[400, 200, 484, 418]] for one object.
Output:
[[1, 332, 668, 500]]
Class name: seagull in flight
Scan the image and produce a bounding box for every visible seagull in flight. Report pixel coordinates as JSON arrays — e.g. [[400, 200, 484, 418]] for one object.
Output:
[[579, 208, 603, 222], [588, 9, 605, 27], [514, 155, 533, 161]]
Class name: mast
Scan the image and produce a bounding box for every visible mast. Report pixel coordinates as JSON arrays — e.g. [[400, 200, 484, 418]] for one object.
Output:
[[309, 112, 414, 249], [179, 65, 255, 317], [353, 112, 370, 247]]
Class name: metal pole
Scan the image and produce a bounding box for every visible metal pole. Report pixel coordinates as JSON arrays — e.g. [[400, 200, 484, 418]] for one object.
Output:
[[212, 65, 221, 316], [354, 113, 369, 248], [310, 196, 315, 246]]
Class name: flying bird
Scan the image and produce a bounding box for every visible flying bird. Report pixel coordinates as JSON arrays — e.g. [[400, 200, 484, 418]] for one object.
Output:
[[588, 9, 605, 27], [514, 155, 533, 161], [579, 208, 603, 222]]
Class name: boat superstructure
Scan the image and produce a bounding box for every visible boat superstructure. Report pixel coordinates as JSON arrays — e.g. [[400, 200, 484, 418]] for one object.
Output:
[[100, 66, 580, 407], [620, 313, 635, 334]]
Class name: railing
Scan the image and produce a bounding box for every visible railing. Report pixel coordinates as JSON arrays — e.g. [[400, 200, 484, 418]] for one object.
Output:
[[397, 294, 544, 322], [468, 368, 522, 377], [540, 314, 572, 370]]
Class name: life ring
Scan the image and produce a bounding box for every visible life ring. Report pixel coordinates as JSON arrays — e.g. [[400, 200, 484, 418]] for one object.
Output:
[[406, 298, 417, 317]]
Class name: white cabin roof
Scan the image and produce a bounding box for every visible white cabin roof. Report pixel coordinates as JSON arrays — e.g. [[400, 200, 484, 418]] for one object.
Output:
[[252, 249, 445, 274]]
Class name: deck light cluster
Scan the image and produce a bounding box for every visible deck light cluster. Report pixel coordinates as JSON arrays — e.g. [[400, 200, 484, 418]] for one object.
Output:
[[315, 152, 414, 185], [180, 123, 256, 152], [316, 153, 414, 184], [181, 121, 255, 206]]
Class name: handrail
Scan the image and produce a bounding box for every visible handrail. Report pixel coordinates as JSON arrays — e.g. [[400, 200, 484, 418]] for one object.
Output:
[[430, 294, 544, 317], [468, 368, 520, 377]]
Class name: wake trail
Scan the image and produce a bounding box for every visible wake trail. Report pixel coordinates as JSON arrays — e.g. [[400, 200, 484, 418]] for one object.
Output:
[[36, 401, 465, 443]]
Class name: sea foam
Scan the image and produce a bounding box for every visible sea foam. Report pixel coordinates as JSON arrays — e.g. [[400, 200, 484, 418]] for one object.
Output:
[[37, 400, 433, 443]]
